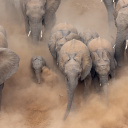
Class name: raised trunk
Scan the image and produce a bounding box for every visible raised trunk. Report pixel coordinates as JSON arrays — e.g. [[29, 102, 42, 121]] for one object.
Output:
[[0, 83, 4, 111], [99, 75, 108, 105], [63, 78, 78, 120], [30, 22, 42, 44]]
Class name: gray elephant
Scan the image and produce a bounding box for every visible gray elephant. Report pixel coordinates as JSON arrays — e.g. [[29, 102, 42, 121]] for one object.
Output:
[[87, 37, 116, 103], [48, 23, 81, 64], [31, 56, 46, 84], [58, 39, 92, 120], [0, 48, 20, 111], [103, 0, 119, 28], [79, 29, 99, 45], [0, 25, 8, 48], [114, 2, 128, 66], [20, 0, 61, 43]]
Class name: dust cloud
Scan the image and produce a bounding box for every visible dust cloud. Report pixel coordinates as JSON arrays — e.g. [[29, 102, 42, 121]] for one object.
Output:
[[0, 0, 128, 128]]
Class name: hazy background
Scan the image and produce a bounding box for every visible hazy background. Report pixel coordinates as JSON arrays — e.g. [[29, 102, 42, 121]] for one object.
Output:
[[0, 0, 128, 128]]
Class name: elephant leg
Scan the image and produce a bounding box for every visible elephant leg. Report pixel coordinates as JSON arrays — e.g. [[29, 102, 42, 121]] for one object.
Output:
[[0, 83, 4, 111], [115, 31, 126, 67], [84, 74, 91, 99]]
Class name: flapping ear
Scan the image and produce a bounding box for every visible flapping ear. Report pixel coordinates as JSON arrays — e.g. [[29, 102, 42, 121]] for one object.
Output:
[[48, 33, 57, 59], [0, 48, 20, 85]]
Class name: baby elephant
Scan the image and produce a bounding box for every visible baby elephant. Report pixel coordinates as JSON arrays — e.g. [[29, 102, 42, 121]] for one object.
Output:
[[58, 39, 92, 120], [31, 56, 46, 84]]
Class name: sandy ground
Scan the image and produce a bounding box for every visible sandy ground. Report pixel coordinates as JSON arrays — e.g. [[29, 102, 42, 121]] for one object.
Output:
[[0, 0, 128, 128]]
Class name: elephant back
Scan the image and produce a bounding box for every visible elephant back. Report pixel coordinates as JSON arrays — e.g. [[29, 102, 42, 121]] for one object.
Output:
[[115, 0, 128, 19], [88, 38, 114, 56], [0, 33, 8, 48], [79, 29, 99, 45], [59, 39, 91, 73]]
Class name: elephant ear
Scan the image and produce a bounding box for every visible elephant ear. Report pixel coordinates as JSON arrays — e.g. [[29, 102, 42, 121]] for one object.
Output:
[[0, 48, 20, 85], [45, 0, 61, 26], [48, 33, 57, 59], [81, 53, 92, 81]]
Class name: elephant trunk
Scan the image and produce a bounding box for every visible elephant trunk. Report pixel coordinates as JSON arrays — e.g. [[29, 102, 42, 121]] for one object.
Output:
[[30, 22, 42, 43], [0, 83, 4, 111], [35, 70, 41, 84], [64, 77, 78, 120], [99, 75, 108, 105]]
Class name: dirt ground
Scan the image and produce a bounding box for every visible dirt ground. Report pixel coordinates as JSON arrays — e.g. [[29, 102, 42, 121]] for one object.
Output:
[[1, 0, 128, 128]]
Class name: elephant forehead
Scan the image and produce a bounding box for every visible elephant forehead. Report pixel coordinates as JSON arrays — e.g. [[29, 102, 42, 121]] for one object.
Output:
[[88, 38, 113, 53], [27, 1, 44, 8], [32, 60, 42, 69]]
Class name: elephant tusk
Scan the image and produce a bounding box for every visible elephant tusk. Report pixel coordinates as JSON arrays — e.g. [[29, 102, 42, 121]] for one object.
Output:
[[40, 30, 43, 38], [100, 83, 101, 86], [125, 40, 128, 50], [28, 30, 31, 37], [113, 44, 116, 49], [101, 0, 103, 2], [113, 0, 115, 2]]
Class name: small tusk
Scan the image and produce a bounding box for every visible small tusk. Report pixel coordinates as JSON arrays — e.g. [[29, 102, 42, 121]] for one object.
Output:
[[113, 44, 116, 49], [125, 40, 128, 50], [100, 83, 101, 86], [40, 30, 43, 38], [113, 0, 115, 2], [28, 30, 31, 37], [101, 0, 103, 2]]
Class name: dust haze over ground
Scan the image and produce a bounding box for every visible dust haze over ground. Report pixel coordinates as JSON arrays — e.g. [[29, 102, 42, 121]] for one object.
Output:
[[0, 0, 128, 128]]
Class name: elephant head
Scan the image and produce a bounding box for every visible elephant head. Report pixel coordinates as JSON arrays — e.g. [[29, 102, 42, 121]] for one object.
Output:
[[92, 49, 111, 102], [58, 39, 92, 120], [0, 48, 20, 110], [21, 0, 61, 43], [31, 56, 46, 84]]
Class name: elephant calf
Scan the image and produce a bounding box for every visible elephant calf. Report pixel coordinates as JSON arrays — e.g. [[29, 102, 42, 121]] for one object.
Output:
[[48, 23, 81, 63], [0, 25, 8, 48], [31, 56, 46, 84], [58, 39, 92, 120], [87, 37, 116, 103]]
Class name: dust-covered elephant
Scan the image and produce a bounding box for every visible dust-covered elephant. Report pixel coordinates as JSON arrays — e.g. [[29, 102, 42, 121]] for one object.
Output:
[[0, 48, 20, 111], [31, 56, 46, 84], [0, 25, 8, 48], [79, 29, 99, 45], [87, 37, 116, 103], [20, 0, 61, 43], [48, 23, 81, 63], [114, 2, 128, 66], [58, 39, 92, 120]]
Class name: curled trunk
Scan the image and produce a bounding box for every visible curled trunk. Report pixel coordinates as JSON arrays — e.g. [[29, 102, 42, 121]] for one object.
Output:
[[35, 70, 41, 84]]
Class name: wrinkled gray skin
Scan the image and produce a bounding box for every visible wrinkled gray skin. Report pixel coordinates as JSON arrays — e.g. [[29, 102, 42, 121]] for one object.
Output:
[[31, 56, 46, 84], [0, 48, 20, 111], [20, 0, 61, 43], [0, 25, 8, 48], [88, 38, 116, 104], [48, 24, 81, 63], [58, 39, 92, 120], [103, 0, 118, 28], [115, 5, 128, 67]]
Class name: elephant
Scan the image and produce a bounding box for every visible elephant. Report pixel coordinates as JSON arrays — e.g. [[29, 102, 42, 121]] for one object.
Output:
[[48, 23, 81, 64], [0, 48, 20, 111], [103, 0, 119, 29], [114, 2, 128, 66], [31, 56, 46, 84], [20, 0, 61, 43], [87, 37, 116, 103], [58, 39, 92, 120], [0, 25, 8, 48], [79, 29, 99, 45]]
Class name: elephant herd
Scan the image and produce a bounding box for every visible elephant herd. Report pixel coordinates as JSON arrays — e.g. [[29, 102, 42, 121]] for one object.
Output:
[[0, 0, 128, 121]]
